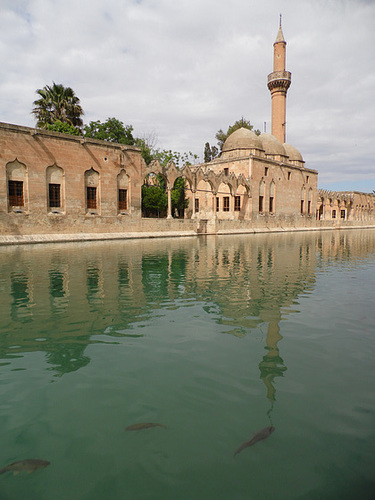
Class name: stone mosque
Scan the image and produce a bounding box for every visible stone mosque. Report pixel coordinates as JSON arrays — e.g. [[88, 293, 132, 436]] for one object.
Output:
[[0, 22, 374, 243]]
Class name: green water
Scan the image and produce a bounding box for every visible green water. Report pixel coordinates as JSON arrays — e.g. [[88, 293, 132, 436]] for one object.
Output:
[[0, 230, 374, 500]]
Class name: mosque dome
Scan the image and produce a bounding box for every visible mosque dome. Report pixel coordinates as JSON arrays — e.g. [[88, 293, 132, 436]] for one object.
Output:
[[259, 133, 286, 156], [283, 143, 304, 162], [222, 127, 263, 152]]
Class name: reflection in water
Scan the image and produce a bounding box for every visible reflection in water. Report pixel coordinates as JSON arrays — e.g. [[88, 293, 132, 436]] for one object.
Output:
[[45, 344, 90, 377], [49, 270, 65, 298], [86, 264, 104, 308], [10, 271, 33, 323], [0, 230, 374, 385], [49, 267, 69, 315], [259, 321, 287, 403]]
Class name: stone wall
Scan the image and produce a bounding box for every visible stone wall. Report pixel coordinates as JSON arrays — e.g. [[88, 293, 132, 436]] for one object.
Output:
[[0, 122, 145, 235]]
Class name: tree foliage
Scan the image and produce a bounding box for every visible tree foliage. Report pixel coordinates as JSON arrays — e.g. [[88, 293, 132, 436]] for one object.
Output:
[[152, 150, 198, 168], [171, 177, 189, 218], [84, 121, 198, 168], [142, 174, 167, 217], [135, 138, 154, 165], [32, 82, 83, 130], [142, 174, 189, 218], [84, 117, 135, 145], [45, 120, 81, 136], [215, 118, 261, 151], [137, 141, 199, 168], [204, 142, 219, 162]]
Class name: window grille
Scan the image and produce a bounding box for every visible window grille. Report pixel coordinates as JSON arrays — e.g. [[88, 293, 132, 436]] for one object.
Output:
[[87, 186, 97, 209], [118, 189, 127, 210], [234, 196, 241, 211], [223, 196, 230, 212], [49, 183, 61, 208], [269, 196, 274, 213], [259, 195, 264, 213], [195, 198, 199, 213], [8, 180, 24, 206]]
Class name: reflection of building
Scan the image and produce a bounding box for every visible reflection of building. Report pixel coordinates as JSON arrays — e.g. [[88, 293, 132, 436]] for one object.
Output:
[[0, 23, 374, 241], [0, 230, 374, 377]]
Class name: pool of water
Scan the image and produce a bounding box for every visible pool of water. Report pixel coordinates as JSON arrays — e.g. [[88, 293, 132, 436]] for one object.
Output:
[[0, 230, 374, 499]]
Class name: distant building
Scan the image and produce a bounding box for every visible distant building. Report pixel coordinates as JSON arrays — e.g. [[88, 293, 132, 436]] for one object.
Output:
[[0, 22, 374, 242]]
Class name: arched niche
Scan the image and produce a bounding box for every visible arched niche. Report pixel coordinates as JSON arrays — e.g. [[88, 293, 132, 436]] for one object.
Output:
[[301, 187, 306, 215], [117, 169, 130, 213], [269, 181, 276, 214], [85, 168, 100, 213], [6, 159, 28, 211], [195, 179, 214, 217], [259, 180, 265, 213], [308, 188, 313, 215], [46, 164, 64, 212], [235, 184, 250, 218], [217, 182, 232, 216]]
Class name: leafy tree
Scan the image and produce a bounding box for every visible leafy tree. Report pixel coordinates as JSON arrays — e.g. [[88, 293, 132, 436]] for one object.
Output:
[[83, 117, 199, 167], [32, 82, 83, 130], [141, 185, 167, 217], [142, 148, 198, 168], [45, 120, 80, 136], [215, 118, 261, 151], [84, 117, 135, 145], [204, 142, 219, 162], [171, 177, 189, 218], [142, 174, 167, 217], [135, 138, 154, 165], [141, 174, 188, 218]]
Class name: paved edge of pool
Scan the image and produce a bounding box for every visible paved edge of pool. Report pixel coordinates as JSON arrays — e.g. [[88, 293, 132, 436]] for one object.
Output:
[[1, 225, 375, 246]]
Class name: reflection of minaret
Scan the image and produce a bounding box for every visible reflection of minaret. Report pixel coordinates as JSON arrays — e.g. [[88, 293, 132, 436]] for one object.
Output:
[[267, 16, 291, 143], [259, 320, 287, 401]]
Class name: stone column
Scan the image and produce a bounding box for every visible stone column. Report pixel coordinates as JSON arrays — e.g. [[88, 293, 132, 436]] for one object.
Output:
[[167, 187, 172, 219]]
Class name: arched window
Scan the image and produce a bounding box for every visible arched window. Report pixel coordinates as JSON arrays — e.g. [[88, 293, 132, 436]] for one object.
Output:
[[259, 181, 265, 213], [85, 168, 100, 213], [269, 181, 275, 213], [301, 187, 306, 215], [6, 159, 27, 211], [117, 170, 129, 213], [308, 188, 313, 216], [46, 164, 64, 212]]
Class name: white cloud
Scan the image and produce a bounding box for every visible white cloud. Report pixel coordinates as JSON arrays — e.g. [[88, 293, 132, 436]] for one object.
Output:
[[0, 0, 374, 191]]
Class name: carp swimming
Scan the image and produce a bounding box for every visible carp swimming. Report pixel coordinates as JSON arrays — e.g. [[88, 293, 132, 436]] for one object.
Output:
[[0, 459, 50, 475], [233, 426, 275, 458], [125, 422, 167, 431]]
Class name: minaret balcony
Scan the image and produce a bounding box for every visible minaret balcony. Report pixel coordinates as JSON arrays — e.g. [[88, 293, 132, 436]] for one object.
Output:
[[267, 71, 291, 91]]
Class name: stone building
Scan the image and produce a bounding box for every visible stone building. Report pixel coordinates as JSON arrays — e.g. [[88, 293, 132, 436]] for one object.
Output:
[[0, 122, 145, 236], [0, 22, 374, 242], [147, 22, 319, 225], [317, 189, 375, 222]]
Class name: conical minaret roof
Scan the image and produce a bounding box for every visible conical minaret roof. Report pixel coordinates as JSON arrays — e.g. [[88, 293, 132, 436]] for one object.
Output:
[[274, 16, 286, 43]]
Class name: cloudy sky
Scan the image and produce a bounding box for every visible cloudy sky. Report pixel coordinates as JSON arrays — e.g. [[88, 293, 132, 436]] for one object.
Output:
[[1, 0, 374, 191]]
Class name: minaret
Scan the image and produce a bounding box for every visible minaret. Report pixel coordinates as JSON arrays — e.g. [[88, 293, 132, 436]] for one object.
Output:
[[267, 17, 291, 143]]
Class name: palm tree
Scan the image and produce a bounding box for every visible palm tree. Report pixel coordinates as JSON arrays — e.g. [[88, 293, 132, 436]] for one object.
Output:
[[32, 82, 84, 130]]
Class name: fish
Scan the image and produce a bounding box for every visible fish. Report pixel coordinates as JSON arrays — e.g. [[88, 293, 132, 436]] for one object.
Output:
[[125, 422, 167, 431], [0, 459, 50, 475], [233, 425, 275, 458]]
